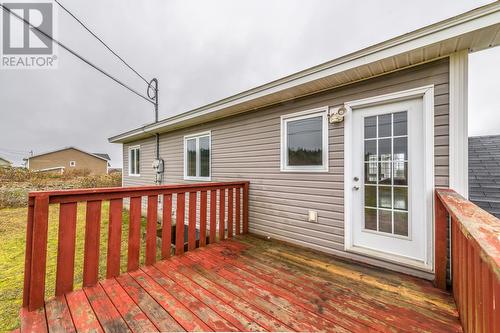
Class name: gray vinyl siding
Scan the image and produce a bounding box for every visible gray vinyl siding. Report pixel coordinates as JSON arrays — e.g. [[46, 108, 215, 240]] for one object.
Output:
[[122, 58, 449, 273]]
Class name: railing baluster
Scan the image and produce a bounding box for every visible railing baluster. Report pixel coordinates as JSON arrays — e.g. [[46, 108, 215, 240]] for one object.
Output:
[[482, 264, 492, 332], [28, 195, 50, 311], [83, 200, 101, 287], [219, 188, 225, 241], [55, 202, 77, 296], [199, 191, 207, 247], [146, 195, 158, 265], [468, 242, 474, 333], [209, 190, 216, 244], [462, 229, 468, 328], [127, 197, 141, 271], [188, 191, 197, 251], [176, 192, 185, 255], [227, 188, 233, 239], [475, 255, 483, 332], [107, 198, 123, 278], [494, 279, 500, 333], [161, 194, 172, 259], [235, 187, 241, 235]]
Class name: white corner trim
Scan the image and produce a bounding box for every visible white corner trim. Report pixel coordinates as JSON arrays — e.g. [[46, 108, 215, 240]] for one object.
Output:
[[343, 85, 435, 272], [449, 50, 469, 198]]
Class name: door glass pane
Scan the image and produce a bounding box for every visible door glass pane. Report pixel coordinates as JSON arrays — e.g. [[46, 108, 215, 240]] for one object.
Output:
[[394, 187, 408, 210], [364, 116, 377, 139], [378, 186, 392, 209], [363, 110, 409, 237], [379, 162, 391, 185], [378, 210, 392, 233], [287, 116, 323, 166], [394, 137, 407, 161], [365, 163, 377, 184], [199, 136, 210, 177], [364, 140, 376, 161], [393, 162, 408, 185], [187, 138, 196, 177], [378, 114, 391, 137], [379, 138, 391, 161], [393, 111, 407, 136], [365, 185, 376, 207], [394, 211, 408, 236], [365, 208, 377, 231]]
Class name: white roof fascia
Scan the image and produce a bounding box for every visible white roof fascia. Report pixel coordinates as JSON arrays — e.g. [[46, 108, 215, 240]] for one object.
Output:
[[109, 2, 500, 143]]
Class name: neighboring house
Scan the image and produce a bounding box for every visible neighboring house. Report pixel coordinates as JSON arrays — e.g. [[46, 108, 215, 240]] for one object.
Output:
[[0, 156, 12, 167], [109, 3, 500, 278], [469, 135, 500, 218], [26, 147, 111, 175]]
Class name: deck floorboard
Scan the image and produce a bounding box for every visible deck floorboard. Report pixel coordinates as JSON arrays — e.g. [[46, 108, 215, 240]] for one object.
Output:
[[19, 235, 462, 332]]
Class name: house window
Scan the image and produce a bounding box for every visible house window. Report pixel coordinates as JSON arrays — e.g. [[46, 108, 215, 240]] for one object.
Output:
[[128, 145, 140, 176], [69, 161, 76, 167], [184, 131, 211, 180], [281, 107, 329, 172]]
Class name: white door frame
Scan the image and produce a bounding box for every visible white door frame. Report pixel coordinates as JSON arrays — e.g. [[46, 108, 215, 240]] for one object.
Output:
[[343, 85, 435, 271]]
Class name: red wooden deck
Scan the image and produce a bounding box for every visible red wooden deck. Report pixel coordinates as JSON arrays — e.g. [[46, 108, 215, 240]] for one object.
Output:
[[20, 235, 462, 332]]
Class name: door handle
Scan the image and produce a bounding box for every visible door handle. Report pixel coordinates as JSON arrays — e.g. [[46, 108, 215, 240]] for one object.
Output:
[[353, 185, 360, 190]]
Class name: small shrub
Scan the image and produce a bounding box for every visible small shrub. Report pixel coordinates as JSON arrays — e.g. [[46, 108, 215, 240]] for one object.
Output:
[[0, 167, 122, 208], [0, 188, 28, 209]]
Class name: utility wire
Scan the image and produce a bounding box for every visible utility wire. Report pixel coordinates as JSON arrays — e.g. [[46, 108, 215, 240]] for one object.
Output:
[[54, 0, 150, 86], [0, 4, 154, 105]]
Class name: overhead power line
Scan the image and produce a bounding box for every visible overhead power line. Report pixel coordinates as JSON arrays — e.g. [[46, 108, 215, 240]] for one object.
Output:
[[54, 0, 150, 86], [0, 4, 154, 105]]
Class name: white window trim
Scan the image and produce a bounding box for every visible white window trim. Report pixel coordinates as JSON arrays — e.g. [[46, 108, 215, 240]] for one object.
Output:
[[343, 85, 435, 272], [128, 145, 141, 177], [183, 131, 212, 181], [280, 107, 329, 172], [69, 161, 76, 167]]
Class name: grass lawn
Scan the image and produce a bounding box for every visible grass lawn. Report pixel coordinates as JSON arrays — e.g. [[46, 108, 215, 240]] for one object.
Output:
[[0, 203, 151, 332]]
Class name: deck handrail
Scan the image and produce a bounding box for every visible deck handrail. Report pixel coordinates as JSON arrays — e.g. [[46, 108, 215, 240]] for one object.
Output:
[[23, 181, 250, 311], [434, 188, 500, 332]]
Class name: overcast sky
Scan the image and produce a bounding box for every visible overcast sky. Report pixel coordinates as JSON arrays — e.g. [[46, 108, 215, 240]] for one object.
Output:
[[0, 0, 498, 167]]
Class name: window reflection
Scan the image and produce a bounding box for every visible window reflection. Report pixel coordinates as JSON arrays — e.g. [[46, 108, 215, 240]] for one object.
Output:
[[187, 138, 196, 177], [287, 116, 323, 166]]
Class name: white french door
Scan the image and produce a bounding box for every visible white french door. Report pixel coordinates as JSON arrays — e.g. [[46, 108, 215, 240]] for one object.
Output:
[[346, 92, 434, 271]]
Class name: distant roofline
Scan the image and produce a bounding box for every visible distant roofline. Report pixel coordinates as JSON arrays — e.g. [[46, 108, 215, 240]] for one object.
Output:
[[109, 1, 500, 144], [28, 146, 110, 162], [0, 156, 12, 164]]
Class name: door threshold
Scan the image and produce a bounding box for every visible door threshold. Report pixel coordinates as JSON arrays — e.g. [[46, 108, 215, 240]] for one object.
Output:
[[347, 244, 433, 272]]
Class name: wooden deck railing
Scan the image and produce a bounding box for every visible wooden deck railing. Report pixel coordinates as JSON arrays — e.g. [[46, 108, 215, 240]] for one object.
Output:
[[22, 181, 249, 311], [435, 188, 500, 333]]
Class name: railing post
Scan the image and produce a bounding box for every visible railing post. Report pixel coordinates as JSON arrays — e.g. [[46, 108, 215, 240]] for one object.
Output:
[[27, 195, 50, 311], [434, 190, 447, 290], [243, 182, 249, 234], [22, 196, 35, 308]]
